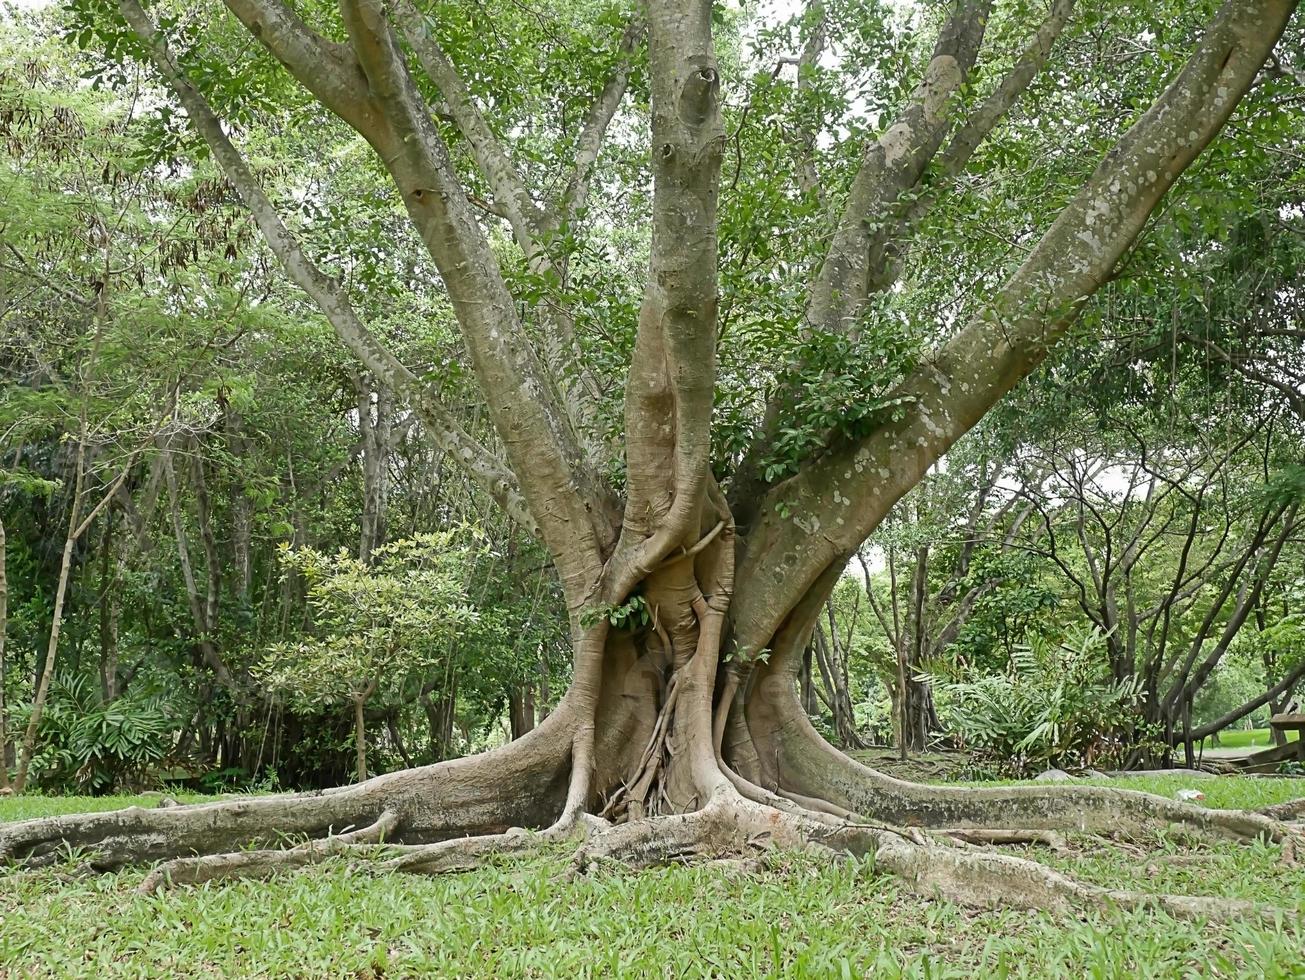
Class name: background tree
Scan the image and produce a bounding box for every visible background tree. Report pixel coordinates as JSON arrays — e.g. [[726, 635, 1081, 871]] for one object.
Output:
[[258, 535, 479, 782]]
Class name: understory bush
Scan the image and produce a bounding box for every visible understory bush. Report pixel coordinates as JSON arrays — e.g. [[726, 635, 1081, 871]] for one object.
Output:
[[933, 629, 1139, 776], [18, 673, 180, 793]]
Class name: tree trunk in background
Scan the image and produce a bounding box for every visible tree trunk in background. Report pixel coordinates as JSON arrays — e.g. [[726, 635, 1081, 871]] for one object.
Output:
[[508, 686, 536, 740], [387, 712, 413, 768], [15, 538, 76, 794], [903, 677, 940, 753], [14, 435, 90, 794], [537, 653, 552, 723], [221, 398, 254, 603], [799, 645, 819, 717], [97, 512, 120, 703], [0, 517, 9, 790], [813, 620, 865, 750], [423, 686, 458, 760], [163, 446, 236, 693], [357, 376, 392, 565], [353, 696, 368, 783], [903, 543, 937, 752]]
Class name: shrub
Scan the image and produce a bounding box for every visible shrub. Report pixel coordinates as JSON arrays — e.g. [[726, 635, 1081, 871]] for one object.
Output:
[[18, 673, 178, 794], [932, 628, 1139, 776]]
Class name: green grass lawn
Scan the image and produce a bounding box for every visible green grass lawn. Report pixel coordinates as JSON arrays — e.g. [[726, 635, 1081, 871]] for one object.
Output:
[[1202, 727, 1300, 750], [2, 777, 1303, 978]]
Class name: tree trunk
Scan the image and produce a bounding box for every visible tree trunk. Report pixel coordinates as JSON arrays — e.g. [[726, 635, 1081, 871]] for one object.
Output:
[[386, 711, 413, 769], [14, 536, 76, 794], [812, 620, 865, 750], [537, 653, 552, 723], [799, 644, 819, 718], [902, 543, 938, 753], [903, 676, 940, 754], [14, 434, 91, 794], [0, 516, 9, 790], [163, 445, 237, 692], [97, 512, 121, 703], [422, 685, 458, 761], [357, 374, 392, 565], [508, 686, 535, 741]]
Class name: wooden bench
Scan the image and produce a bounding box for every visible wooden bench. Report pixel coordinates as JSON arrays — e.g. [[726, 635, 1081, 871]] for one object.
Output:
[[1269, 713, 1305, 762]]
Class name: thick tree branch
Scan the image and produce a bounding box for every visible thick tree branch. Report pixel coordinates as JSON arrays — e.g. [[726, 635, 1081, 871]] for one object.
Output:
[[731, 0, 1008, 516], [393, 3, 640, 458], [336, 0, 617, 598], [553, 15, 646, 226], [935, 0, 1077, 182], [393, 0, 548, 254], [1164, 507, 1298, 713], [606, 0, 725, 594], [733, 0, 1298, 658], [806, 0, 993, 336], [220, 0, 372, 129], [1178, 658, 1305, 745], [789, 0, 829, 203]]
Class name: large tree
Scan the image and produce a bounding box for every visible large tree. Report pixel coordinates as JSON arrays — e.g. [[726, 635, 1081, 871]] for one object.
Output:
[[4, 0, 1303, 914]]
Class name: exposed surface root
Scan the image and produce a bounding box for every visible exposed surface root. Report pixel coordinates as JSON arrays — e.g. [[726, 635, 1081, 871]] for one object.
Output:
[[1, 794, 368, 871], [569, 794, 1291, 925], [368, 829, 544, 874], [873, 838, 1289, 925], [139, 844, 337, 893], [573, 795, 890, 873], [768, 709, 1301, 843], [1259, 797, 1305, 822], [3, 773, 1297, 927], [128, 798, 623, 893], [361, 812, 608, 876], [136, 809, 403, 894], [130, 797, 621, 893], [135, 830, 556, 894], [1, 704, 580, 873], [2, 691, 1299, 928], [937, 828, 1070, 853]]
